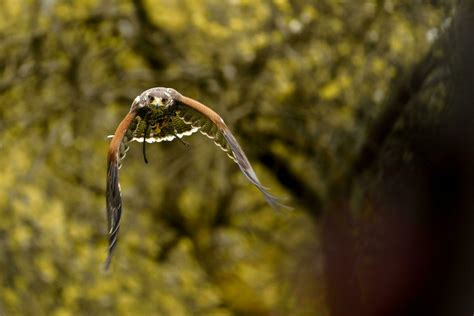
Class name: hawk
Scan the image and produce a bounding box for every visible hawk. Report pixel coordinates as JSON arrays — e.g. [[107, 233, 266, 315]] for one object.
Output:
[[105, 87, 285, 270]]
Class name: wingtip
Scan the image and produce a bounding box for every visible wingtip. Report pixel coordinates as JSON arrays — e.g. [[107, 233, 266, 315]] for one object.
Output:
[[103, 255, 112, 272], [103, 236, 118, 272], [220, 130, 293, 211], [260, 188, 293, 211]]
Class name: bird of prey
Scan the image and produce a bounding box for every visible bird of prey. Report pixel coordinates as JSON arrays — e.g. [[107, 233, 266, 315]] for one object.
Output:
[[105, 87, 285, 270]]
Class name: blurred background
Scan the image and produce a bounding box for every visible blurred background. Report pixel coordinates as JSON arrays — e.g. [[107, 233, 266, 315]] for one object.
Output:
[[0, 0, 473, 315]]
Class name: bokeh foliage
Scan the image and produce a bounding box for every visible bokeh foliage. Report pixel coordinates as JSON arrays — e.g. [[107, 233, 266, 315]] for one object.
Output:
[[0, 0, 452, 315]]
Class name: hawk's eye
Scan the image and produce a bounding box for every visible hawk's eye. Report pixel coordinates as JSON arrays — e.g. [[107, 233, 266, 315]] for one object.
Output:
[[161, 97, 168, 104]]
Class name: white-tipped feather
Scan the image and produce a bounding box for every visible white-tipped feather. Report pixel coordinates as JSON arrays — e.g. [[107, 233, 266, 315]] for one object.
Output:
[[176, 126, 199, 138], [130, 126, 199, 144]]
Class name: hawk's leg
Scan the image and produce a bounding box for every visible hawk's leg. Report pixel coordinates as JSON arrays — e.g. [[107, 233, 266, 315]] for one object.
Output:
[[142, 120, 149, 164], [174, 132, 190, 147], [172, 124, 190, 147]]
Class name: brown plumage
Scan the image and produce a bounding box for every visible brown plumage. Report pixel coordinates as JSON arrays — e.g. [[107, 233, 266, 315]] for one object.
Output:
[[105, 87, 286, 270]]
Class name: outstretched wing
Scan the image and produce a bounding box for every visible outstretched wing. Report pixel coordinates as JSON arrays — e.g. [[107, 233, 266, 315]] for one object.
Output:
[[105, 110, 137, 270], [175, 96, 285, 209]]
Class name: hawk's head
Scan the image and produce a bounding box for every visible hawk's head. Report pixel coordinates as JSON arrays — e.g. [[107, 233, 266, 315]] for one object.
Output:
[[131, 87, 181, 113]]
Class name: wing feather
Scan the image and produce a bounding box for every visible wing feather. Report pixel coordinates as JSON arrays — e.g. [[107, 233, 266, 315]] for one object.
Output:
[[105, 110, 137, 270], [175, 96, 286, 209]]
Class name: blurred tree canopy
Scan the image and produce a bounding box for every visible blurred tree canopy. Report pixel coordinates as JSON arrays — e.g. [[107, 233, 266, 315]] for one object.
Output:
[[2, 0, 471, 315]]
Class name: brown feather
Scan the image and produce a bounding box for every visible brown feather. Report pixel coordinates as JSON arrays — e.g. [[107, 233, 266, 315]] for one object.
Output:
[[178, 95, 227, 129], [105, 110, 137, 270]]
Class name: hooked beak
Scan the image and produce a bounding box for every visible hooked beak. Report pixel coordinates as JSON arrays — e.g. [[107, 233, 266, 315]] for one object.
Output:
[[150, 97, 164, 108]]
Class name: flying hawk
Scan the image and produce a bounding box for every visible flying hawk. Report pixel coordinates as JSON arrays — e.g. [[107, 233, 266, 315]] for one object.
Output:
[[105, 87, 285, 270]]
